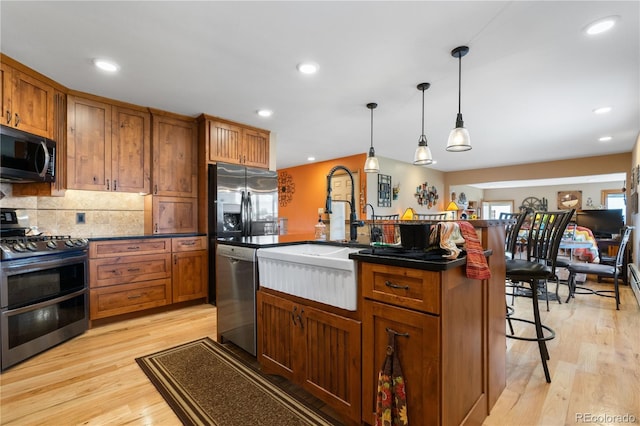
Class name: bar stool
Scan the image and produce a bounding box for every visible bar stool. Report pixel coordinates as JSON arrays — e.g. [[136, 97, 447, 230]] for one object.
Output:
[[505, 209, 574, 382]]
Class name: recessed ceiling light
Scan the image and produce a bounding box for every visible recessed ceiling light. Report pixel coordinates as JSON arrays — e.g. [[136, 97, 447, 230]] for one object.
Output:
[[297, 62, 319, 75], [599, 136, 613, 142], [93, 59, 119, 72], [307, 156, 316, 162], [585, 16, 618, 36], [257, 109, 273, 117], [593, 106, 612, 114]]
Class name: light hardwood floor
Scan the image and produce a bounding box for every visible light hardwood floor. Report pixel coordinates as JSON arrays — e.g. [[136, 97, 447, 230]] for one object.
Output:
[[1, 281, 638, 425]]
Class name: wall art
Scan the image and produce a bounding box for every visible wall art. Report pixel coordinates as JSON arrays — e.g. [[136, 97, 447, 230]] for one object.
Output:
[[378, 174, 392, 207], [415, 182, 439, 208], [278, 171, 295, 207], [557, 190, 582, 210]]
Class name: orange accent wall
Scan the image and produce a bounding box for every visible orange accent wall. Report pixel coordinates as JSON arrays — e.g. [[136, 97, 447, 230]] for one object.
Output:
[[278, 154, 366, 235]]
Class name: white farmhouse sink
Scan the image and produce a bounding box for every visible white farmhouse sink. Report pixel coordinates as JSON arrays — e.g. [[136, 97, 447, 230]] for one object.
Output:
[[257, 244, 360, 311]]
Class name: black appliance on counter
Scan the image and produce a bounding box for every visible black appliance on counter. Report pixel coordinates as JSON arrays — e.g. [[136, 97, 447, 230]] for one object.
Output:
[[0, 208, 88, 371], [207, 163, 278, 305]]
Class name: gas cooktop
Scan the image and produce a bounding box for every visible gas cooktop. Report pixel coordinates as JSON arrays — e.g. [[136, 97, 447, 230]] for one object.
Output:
[[0, 235, 89, 260]]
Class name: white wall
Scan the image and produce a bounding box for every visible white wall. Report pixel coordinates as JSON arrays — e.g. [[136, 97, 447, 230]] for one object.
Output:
[[365, 156, 446, 218]]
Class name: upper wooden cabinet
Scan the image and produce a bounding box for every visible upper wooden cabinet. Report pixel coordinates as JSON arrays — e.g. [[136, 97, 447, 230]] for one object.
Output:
[[198, 114, 270, 169], [0, 61, 55, 139], [151, 111, 198, 197], [67, 93, 150, 193]]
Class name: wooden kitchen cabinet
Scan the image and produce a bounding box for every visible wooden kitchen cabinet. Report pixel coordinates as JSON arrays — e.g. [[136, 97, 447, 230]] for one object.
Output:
[[89, 238, 172, 320], [144, 195, 198, 234], [257, 290, 361, 424], [67, 93, 151, 193], [360, 261, 487, 426], [0, 61, 55, 139], [172, 236, 208, 303], [198, 114, 270, 169], [151, 110, 198, 197]]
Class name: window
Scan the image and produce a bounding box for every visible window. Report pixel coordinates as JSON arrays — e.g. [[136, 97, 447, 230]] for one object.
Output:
[[481, 200, 514, 219], [602, 189, 626, 223]]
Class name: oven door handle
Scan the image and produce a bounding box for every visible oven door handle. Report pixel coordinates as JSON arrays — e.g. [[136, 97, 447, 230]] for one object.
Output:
[[4, 288, 86, 315]]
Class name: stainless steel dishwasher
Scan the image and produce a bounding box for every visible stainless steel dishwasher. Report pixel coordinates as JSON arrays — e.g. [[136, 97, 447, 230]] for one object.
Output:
[[216, 243, 258, 356]]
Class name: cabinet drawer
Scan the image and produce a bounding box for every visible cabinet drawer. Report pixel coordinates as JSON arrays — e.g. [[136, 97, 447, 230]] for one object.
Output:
[[90, 253, 171, 288], [172, 236, 207, 252], [89, 238, 171, 258], [361, 262, 440, 314], [89, 279, 171, 319]]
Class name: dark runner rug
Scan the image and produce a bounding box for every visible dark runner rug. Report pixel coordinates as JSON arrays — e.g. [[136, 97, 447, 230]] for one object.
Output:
[[136, 337, 338, 426]]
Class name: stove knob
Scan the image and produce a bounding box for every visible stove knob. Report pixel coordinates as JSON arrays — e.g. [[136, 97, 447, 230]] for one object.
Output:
[[65, 240, 75, 247], [46, 240, 58, 249], [26, 242, 38, 251], [12, 242, 26, 252], [74, 239, 87, 246]]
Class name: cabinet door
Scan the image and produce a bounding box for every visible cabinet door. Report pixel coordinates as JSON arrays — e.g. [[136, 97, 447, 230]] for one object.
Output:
[[207, 120, 242, 164], [152, 114, 197, 197], [362, 300, 440, 426], [112, 106, 151, 193], [242, 128, 270, 168], [3, 66, 55, 138], [67, 95, 112, 190], [146, 196, 197, 234], [257, 291, 297, 381], [0, 63, 10, 129], [172, 250, 207, 303], [301, 305, 362, 424]]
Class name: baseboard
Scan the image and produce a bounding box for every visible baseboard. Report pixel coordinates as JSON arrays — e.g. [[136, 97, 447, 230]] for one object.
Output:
[[626, 264, 640, 307]]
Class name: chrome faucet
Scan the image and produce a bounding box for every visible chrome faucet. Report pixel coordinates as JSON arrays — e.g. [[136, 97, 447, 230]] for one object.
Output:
[[325, 165, 364, 242]]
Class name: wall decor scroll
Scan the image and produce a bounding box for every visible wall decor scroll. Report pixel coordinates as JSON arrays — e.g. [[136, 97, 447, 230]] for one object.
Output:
[[557, 190, 582, 210], [378, 174, 392, 207], [278, 171, 295, 207], [414, 182, 439, 208]]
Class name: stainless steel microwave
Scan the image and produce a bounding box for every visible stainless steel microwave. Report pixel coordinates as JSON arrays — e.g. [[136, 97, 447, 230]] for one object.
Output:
[[0, 125, 55, 183]]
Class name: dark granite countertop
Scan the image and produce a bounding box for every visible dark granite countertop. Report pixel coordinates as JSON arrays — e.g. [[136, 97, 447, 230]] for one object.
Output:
[[349, 248, 493, 271], [216, 234, 370, 249], [88, 233, 205, 241]]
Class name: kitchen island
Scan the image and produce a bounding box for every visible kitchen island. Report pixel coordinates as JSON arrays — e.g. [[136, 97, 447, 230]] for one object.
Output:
[[256, 220, 506, 426]]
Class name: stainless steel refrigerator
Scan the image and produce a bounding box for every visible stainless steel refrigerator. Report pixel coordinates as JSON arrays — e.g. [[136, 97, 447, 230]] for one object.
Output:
[[208, 162, 278, 304]]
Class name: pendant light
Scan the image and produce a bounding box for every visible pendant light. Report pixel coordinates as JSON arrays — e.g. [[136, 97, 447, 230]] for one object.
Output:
[[413, 82, 433, 165], [363, 102, 380, 173], [447, 45, 472, 152]]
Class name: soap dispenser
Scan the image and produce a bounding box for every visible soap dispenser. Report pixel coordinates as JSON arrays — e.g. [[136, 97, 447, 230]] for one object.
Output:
[[314, 214, 327, 241]]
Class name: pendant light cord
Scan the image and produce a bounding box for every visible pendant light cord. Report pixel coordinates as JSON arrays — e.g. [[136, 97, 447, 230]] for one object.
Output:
[[421, 87, 425, 134], [370, 107, 374, 148], [457, 54, 462, 114]]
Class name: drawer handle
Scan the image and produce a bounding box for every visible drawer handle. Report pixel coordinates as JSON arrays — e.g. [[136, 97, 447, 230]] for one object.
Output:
[[127, 246, 141, 250], [291, 306, 297, 326], [386, 327, 410, 338], [181, 241, 196, 246], [127, 294, 142, 300], [127, 268, 141, 272], [385, 280, 409, 290], [297, 308, 304, 330]]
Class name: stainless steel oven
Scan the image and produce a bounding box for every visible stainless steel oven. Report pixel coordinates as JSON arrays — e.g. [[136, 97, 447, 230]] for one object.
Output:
[[1, 251, 88, 370], [0, 208, 88, 371]]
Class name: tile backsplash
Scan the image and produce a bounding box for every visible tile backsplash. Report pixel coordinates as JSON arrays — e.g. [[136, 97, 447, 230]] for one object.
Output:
[[0, 183, 145, 237]]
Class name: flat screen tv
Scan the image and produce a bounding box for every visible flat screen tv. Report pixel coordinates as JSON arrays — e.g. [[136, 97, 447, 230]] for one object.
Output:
[[575, 209, 624, 239]]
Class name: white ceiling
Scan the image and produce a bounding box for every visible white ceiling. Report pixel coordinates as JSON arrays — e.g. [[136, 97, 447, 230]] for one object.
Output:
[[1, 1, 638, 176]]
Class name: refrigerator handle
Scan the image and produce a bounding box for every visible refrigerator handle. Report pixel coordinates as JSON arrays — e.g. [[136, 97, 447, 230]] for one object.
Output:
[[247, 192, 253, 236], [240, 190, 246, 236]]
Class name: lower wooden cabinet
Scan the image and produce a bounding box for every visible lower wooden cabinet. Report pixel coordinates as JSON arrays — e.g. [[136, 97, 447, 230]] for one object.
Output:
[[172, 236, 208, 303], [257, 290, 362, 424], [89, 236, 207, 321]]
